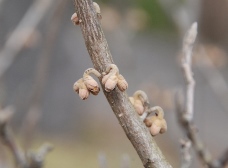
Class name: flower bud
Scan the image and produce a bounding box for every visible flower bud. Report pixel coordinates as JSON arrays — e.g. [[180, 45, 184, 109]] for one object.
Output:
[[150, 122, 161, 136], [73, 78, 90, 100], [79, 88, 90, 100], [144, 115, 167, 136], [104, 75, 118, 92], [83, 75, 100, 95], [71, 13, 79, 25], [117, 74, 128, 91]]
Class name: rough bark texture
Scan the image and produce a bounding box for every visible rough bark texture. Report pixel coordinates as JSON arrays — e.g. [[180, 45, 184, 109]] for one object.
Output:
[[74, 0, 172, 167]]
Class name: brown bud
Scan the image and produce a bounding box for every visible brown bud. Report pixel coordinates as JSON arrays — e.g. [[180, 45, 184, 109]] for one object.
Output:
[[117, 74, 128, 91], [71, 13, 79, 25], [83, 75, 100, 95]]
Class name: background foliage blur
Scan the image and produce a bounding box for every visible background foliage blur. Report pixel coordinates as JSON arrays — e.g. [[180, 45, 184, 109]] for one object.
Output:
[[0, 0, 228, 167]]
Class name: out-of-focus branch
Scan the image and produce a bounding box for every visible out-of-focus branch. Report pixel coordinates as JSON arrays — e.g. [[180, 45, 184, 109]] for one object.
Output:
[[181, 22, 197, 122], [28, 143, 53, 168], [74, 0, 172, 167], [176, 23, 228, 168], [175, 92, 213, 167], [21, 0, 67, 151], [0, 0, 55, 80], [0, 106, 27, 168], [176, 23, 215, 167], [180, 139, 192, 168], [0, 107, 53, 168]]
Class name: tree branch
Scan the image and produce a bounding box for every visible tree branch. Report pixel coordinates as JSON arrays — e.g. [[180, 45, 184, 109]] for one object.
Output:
[[73, 0, 172, 167]]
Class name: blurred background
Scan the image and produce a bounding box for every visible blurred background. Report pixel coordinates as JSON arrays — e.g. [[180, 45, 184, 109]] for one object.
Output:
[[0, 0, 228, 167]]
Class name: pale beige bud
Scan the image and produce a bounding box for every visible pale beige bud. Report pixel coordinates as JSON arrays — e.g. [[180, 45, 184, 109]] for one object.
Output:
[[117, 74, 128, 91], [83, 75, 100, 95], [104, 75, 118, 92], [93, 2, 101, 14], [73, 78, 90, 100], [71, 13, 79, 25], [79, 88, 90, 100], [150, 123, 161, 136], [134, 99, 144, 115], [73, 78, 83, 93]]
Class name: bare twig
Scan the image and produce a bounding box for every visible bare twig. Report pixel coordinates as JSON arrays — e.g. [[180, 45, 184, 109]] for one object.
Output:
[[175, 92, 213, 167], [0, 0, 55, 80], [0, 107, 27, 168], [180, 139, 192, 168], [74, 0, 172, 167], [181, 22, 197, 122], [28, 143, 53, 168], [176, 23, 217, 167]]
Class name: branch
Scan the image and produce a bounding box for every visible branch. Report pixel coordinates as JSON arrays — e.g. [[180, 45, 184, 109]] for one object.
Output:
[[0, 0, 55, 80], [0, 107, 27, 168], [176, 23, 215, 167], [73, 0, 172, 167], [181, 22, 197, 122]]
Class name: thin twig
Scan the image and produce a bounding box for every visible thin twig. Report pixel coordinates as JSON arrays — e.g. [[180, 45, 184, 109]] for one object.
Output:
[[181, 22, 197, 122], [176, 23, 217, 167], [175, 92, 213, 167], [74, 0, 172, 167], [180, 139, 192, 168], [28, 143, 53, 168], [0, 0, 55, 80], [0, 107, 27, 168]]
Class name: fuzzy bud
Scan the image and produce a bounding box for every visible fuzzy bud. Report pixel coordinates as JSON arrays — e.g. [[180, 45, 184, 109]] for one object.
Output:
[[73, 78, 90, 100], [79, 88, 90, 100], [103, 75, 118, 92], [71, 13, 79, 25], [144, 115, 167, 136], [117, 74, 128, 91], [83, 75, 100, 95]]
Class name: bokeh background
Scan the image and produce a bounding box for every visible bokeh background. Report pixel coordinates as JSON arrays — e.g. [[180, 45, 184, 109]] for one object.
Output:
[[0, 0, 228, 167]]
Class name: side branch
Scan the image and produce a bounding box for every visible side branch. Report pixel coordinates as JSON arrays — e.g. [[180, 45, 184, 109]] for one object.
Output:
[[74, 0, 172, 167]]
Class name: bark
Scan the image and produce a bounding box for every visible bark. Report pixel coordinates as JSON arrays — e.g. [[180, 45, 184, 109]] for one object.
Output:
[[74, 0, 172, 167]]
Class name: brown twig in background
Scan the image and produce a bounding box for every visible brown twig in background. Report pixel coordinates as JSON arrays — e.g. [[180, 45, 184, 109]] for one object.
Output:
[[0, 0, 55, 80], [73, 0, 172, 167]]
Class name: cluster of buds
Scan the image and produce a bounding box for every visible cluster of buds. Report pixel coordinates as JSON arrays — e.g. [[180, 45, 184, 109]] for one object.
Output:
[[73, 68, 101, 100], [129, 90, 148, 116], [102, 64, 128, 92], [71, 2, 101, 25], [144, 106, 167, 136]]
